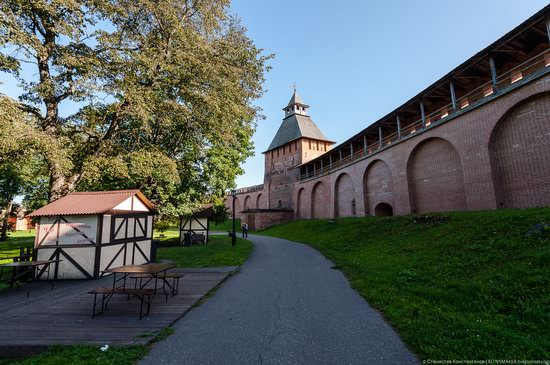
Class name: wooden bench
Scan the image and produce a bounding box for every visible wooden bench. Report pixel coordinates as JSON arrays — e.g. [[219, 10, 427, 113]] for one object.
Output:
[[191, 233, 205, 245], [89, 287, 156, 319], [131, 272, 185, 296]]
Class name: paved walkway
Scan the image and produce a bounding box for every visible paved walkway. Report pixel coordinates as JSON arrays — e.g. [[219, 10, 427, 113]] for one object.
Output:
[[141, 235, 418, 365]]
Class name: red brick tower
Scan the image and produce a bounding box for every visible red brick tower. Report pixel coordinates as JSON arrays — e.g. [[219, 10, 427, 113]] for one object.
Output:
[[262, 91, 335, 210]]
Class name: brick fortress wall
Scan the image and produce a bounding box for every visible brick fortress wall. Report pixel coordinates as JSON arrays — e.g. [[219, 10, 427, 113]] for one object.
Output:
[[295, 76, 550, 219]]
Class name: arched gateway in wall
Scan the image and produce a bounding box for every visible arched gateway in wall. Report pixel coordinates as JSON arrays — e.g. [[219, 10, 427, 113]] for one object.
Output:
[[335, 173, 355, 217], [363, 160, 394, 216], [375, 203, 393, 216], [407, 138, 467, 213], [489, 93, 550, 208], [311, 182, 329, 218]]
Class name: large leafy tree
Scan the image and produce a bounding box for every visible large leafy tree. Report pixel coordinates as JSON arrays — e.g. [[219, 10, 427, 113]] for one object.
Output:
[[0, 96, 65, 238], [0, 0, 269, 215]]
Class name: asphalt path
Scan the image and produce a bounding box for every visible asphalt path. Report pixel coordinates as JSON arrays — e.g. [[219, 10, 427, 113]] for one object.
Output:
[[140, 234, 419, 365]]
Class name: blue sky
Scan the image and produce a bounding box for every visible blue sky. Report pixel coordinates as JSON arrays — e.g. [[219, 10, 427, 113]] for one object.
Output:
[[231, 0, 549, 188]]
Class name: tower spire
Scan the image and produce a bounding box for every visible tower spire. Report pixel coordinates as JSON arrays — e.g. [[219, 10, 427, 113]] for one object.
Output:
[[284, 88, 309, 117]]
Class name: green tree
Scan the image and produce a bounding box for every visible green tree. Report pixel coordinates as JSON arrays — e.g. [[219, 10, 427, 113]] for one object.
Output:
[[0, 95, 65, 237], [0, 158, 38, 240], [1, 0, 270, 215]]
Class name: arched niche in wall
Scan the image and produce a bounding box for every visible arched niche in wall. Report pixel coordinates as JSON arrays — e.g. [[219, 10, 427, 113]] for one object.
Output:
[[296, 188, 308, 219], [243, 195, 252, 211], [334, 173, 355, 217], [233, 197, 241, 217], [489, 93, 550, 208], [407, 137, 466, 213], [311, 181, 329, 219], [256, 194, 265, 209], [363, 159, 394, 216]]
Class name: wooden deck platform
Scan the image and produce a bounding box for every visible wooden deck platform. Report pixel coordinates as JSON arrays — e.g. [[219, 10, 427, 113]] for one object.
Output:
[[0, 267, 237, 359]]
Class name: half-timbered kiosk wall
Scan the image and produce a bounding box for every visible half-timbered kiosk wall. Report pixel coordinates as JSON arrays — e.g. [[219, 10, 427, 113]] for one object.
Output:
[[179, 205, 213, 244], [30, 190, 155, 280]]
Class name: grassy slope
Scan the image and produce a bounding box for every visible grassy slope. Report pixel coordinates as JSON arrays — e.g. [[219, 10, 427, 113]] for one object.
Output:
[[157, 235, 253, 267], [261, 208, 550, 360], [210, 219, 242, 232]]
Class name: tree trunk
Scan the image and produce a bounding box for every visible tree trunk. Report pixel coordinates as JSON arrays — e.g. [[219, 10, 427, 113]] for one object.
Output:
[[1, 198, 13, 241], [48, 167, 83, 202], [48, 166, 66, 202]]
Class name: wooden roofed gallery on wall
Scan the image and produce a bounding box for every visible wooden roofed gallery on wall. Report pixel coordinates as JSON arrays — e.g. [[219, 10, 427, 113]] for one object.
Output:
[[179, 205, 213, 245], [28, 190, 156, 280]]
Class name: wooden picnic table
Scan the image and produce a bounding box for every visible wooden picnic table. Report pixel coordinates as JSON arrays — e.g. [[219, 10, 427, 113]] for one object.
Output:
[[103, 262, 177, 293], [91, 262, 177, 319], [0, 260, 61, 293]]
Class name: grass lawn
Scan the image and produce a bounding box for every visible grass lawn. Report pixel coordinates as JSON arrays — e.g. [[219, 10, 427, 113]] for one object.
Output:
[[1, 346, 148, 365], [260, 208, 550, 360], [0, 231, 36, 263], [0, 231, 36, 291], [157, 235, 253, 267], [152, 227, 180, 245]]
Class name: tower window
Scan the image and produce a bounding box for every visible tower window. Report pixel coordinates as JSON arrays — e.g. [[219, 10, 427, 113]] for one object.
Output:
[[278, 200, 282, 208]]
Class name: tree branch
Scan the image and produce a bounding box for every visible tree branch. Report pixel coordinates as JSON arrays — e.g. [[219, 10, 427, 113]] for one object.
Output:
[[16, 102, 44, 120]]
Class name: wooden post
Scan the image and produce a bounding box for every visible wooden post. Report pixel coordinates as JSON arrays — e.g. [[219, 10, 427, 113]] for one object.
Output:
[[378, 126, 383, 148], [546, 16, 550, 43], [449, 80, 457, 111], [313, 163, 316, 176], [489, 55, 498, 91], [350, 143, 354, 160], [420, 101, 426, 128], [305, 165, 308, 177], [396, 115, 401, 139], [320, 160, 324, 173], [339, 149, 343, 160], [329, 154, 332, 168], [363, 135, 367, 155]]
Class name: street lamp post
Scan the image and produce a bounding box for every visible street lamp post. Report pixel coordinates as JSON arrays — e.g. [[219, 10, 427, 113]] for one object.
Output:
[[231, 189, 237, 246]]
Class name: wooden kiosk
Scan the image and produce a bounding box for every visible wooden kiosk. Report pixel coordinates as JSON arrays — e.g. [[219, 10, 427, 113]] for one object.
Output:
[[28, 190, 156, 279], [179, 205, 213, 245]]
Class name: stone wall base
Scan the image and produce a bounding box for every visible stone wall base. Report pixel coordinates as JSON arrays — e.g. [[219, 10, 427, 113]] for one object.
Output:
[[242, 210, 294, 231]]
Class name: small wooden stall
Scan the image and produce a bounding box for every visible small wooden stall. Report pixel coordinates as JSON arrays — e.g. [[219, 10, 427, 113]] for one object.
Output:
[[28, 190, 156, 280], [179, 205, 213, 245]]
